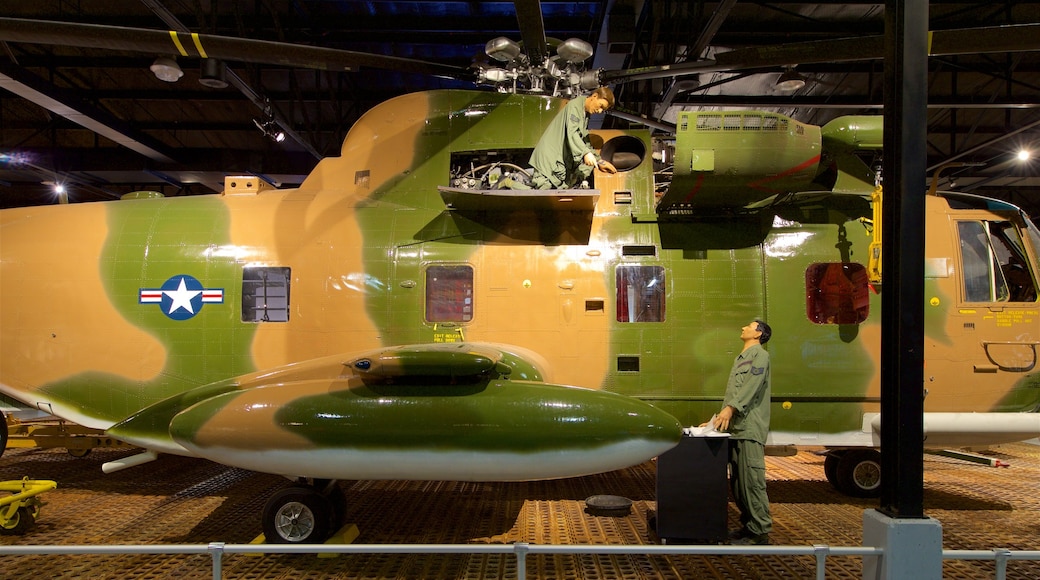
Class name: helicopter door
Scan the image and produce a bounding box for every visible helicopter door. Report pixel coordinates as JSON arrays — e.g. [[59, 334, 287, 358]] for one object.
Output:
[[390, 244, 474, 345], [952, 218, 1039, 391]]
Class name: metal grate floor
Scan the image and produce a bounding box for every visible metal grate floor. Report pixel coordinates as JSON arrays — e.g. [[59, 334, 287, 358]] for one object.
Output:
[[1, 441, 1037, 579]]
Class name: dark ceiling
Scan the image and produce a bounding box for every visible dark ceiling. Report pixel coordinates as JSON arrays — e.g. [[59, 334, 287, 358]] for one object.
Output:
[[2, 1, 1040, 217]]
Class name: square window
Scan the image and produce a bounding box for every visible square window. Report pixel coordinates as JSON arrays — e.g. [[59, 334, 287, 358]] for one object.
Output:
[[242, 267, 291, 322], [805, 263, 869, 324], [616, 265, 665, 322], [426, 265, 474, 322]]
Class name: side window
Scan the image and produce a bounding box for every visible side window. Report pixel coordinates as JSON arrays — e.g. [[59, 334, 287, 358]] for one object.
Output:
[[616, 265, 665, 322], [958, 220, 1037, 303], [805, 262, 870, 324], [426, 265, 473, 322], [989, 221, 1038, 302], [242, 266, 291, 322], [959, 221, 1001, 302]]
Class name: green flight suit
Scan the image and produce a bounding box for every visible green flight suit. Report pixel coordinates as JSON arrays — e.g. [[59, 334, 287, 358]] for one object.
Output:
[[722, 343, 773, 536], [528, 97, 596, 189]]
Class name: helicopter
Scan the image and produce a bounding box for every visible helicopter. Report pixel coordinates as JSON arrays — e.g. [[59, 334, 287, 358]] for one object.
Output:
[[1, 6, 1040, 544]]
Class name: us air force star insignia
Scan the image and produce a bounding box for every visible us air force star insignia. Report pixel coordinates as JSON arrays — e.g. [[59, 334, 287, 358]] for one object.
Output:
[[751, 366, 765, 375], [139, 275, 224, 320]]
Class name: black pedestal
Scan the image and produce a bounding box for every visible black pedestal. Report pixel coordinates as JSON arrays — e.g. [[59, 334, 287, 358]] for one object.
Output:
[[654, 435, 730, 543]]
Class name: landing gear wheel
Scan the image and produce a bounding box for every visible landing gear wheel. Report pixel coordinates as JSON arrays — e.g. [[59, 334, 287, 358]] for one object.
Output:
[[836, 449, 882, 497], [823, 451, 843, 488], [323, 483, 348, 533], [262, 485, 332, 544], [0, 413, 8, 458], [67, 447, 92, 458], [0, 507, 35, 536]]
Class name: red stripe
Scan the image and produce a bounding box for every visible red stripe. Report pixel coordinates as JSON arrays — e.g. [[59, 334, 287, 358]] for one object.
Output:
[[681, 173, 705, 203], [747, 154, 821, 193]]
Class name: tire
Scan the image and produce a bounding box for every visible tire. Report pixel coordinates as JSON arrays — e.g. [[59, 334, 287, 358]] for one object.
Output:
[[0, 507, 35, 536], [67, 447, 92, 458], [324, 483, 348, 534], [262, 486, 332, 544], [0, 413, 8, 459], [823, 451, 842, 488], [836, 448, 882, 498]]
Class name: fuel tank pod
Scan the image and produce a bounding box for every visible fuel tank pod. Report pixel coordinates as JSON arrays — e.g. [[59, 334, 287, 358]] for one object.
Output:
[[167, 378, 683, 482]]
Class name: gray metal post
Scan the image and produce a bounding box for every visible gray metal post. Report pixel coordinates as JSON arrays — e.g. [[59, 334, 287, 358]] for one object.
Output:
[[515, 542, 529, 579], [208, 542, 225, 579]]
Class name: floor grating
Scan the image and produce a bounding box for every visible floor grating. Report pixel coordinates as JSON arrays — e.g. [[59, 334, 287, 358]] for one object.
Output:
[[1, 442, 1037, 579]]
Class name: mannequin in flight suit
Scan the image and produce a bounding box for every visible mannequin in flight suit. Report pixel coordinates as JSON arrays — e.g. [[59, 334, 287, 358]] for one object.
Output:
[[526, 86, 618, 189], [704, 319, 774, 545]]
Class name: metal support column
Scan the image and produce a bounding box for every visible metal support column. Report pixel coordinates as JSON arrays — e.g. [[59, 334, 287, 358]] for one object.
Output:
[[866, 1, 944, 577], [879, 0, 927, 521]]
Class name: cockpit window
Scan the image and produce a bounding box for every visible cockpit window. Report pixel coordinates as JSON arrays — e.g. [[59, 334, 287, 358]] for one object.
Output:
[[958, 220, 1037, 303], [1025, 218, 1040, 269]]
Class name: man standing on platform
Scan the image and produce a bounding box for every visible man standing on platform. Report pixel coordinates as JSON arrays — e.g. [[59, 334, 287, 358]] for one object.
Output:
[[527, 87, 617, 189], [706, 319, 773, 545]]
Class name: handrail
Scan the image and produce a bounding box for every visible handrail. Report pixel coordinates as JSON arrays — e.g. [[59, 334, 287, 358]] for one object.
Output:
[[1, 542, 1038, 580]]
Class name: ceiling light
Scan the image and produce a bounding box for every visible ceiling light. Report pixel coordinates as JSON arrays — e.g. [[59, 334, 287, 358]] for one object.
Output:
[[150, 57, 184, 83], [775, 68, 806, 92], [1016, 149, 1031, 161], [43, 180, 68, 203], [199, 59, 228, 89]]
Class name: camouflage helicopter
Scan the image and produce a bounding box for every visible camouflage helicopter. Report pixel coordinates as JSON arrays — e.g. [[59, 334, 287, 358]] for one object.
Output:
[[1, 9, 1040, 544]]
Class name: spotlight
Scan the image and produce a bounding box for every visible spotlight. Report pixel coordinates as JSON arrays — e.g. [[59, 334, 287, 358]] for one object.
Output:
[[1016, 149, 1031, 161], [253, 118, 286, 143], [43, 180, 68, 203], [150, 57, 184, 83], [252, 98, 290, 143], [0, 151, 30, 165], [199, 59, 228, 89], [775, 68, 806, 92]]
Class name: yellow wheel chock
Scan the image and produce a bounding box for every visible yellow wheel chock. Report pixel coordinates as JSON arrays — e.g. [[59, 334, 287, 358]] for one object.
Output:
[[0, 477, 57, 535]]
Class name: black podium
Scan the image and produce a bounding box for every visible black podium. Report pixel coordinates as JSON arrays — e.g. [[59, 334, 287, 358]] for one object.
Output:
[[654, 434, 730, 543]]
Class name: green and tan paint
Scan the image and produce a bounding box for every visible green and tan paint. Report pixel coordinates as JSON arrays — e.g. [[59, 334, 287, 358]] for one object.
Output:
[[1, 90, 1038, 481]]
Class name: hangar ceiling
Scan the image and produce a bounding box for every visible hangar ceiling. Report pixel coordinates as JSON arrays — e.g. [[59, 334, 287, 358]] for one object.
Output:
[[1, 1, 1039, 217]]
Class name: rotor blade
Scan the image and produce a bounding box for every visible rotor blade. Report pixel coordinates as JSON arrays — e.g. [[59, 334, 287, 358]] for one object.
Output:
[[0, 18, 471, 79], [602, 23, 1040, 84], [608, 108, 676, 133], [514, 0, 547, 65]]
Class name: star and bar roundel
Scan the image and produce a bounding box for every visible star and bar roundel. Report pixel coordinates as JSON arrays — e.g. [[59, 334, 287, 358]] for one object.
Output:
[[139, 275, 224, 320]]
